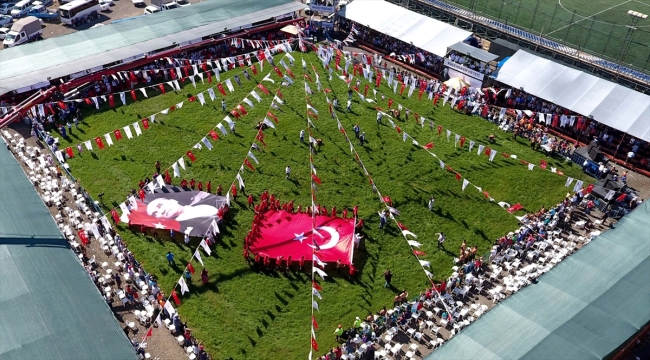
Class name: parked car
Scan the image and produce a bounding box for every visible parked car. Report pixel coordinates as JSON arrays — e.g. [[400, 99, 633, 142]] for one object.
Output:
[[26, 4, 58, 20], [98, 0, 109, 11], [160, 1, 178, 10], [10, 0, 32, 18], [0, 13, 12, 26], [0, 26, 10, 39], [175, 0, 189, 6], [130, 0, 144, 7], [32, 0, 53, 7], [143, 4, 158, 14], [0, 3, 16, 15]]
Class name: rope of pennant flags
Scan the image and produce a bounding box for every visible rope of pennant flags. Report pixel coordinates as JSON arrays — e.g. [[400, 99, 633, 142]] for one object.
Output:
[[24, 40, 295, 122], [313, 41, 588, 186], [58, 50, 294, 160], [303, 59, 457, 342]]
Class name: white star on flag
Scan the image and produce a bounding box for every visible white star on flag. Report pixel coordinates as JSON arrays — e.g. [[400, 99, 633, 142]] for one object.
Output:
[[154, 222, 165, 229], [294, 233, 306, 243]]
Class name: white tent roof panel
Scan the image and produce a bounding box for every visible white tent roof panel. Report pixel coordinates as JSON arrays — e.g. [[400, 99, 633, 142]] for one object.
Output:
[[337, 0, 471, 57], [496, 50, 650, 142]]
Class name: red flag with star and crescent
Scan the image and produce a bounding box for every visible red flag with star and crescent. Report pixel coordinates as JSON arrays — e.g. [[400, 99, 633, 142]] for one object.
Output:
[[248, 210, 355, 265]]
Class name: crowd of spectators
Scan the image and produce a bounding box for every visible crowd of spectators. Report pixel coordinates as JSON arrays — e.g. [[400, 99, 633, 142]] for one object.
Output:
[[446, 51, 493, 75]]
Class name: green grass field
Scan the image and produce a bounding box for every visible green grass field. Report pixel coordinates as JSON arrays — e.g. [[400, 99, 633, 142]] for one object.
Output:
[[55, 52, 591, 359], [435, 0, 650, 72]]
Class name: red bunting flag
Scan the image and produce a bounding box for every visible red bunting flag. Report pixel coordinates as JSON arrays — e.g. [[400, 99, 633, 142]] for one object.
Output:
[[364, 84, 369, 97], [324, 88, 332, 93], [108, 94, 115, 108], [230, 109, 240, 119], [84, 98, 92, 105], [616, 193, 627, 202], [485, 147, 491, 156], [311, 337, 318, 351], [585, 184, 594, 194], [65, 147, 74, 158], [130, 90, 137, 102], [257, 83, 270, 95], [507, 203, 523, 213], [57, 101, 67, 110], [433, 94, 440, 106], [250, 64, 258, 75], [437, 126, 442, 136], [455, 173, 461, 181], [169, 68, 177, 80], [388, 99, 393, 108], [413, 250, 426, 256], [188, 96, 196, 102], [540, 160, 547, 169], [158, 84, 166, 94], [312, 174, 322, 185], [217, 83, 226, 96], [187, 263, 195, 274], [186, 151, 196, 162], [286, 68, 295, 79], [209, 130, 219, 141], [308, 111, 319, 119], [171, 290, 181, 305], [267, 111, 278, 123], [312, 315, 318, 330], [110, 209, 120, 224], [502, 153, 510, 158], [397, 223, 408, 231], [169, 105, 175, 112], [142, 118, 149, 129], [382, 196, 392, 205], [312, 281, 322, 291], [95, 136, 105, 149], [557, 170, 564, 175], [375, 73, 382, 87], [460, 137, 466, 148], [244, 158, 255, 171], [483, 191, 490, 199], [400, 83, 406, 95], [396, 126, 401, 134], [237, 104, 247, 116], [114, 129, 122, 141], [304, 73, 313, 82], [144, 327, 153, 340], [418, 89, 424, 100], [277, 90, 284, 99], [138, 189, 145, 201], [273, 67, 283, 78], [256, 133, 266, 147], [165, 170, 171, 184], [520, 160, 529, 165], [423, 142, 434, 150]]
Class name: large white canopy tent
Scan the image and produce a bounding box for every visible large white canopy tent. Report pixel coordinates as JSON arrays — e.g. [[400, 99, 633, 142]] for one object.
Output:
[[496, 50, 650, 142], [336, 0, 471, 58]]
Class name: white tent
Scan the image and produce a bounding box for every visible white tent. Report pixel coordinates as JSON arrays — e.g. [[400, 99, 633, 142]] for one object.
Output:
[[336, 0, 471, 57], [496, 50, 650, 142]]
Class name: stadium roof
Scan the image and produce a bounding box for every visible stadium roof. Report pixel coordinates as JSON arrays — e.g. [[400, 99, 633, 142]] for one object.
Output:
[[447, 41, 498, 63], [336, 0, 471, 57], [496, 50, 650, 142], [0, 144, 137, 360], [0, 0, 304, 95], [429, 200, 650, 360]]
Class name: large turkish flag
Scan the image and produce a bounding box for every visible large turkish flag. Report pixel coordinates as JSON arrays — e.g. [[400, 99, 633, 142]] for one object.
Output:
[[249, 210, 355, 265]]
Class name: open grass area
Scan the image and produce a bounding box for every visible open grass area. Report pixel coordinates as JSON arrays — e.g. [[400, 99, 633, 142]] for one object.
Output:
[[55, 51, 591, 359], [427, 0, 650, 72]]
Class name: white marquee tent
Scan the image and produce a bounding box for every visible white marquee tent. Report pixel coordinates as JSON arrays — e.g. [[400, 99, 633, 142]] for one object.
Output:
[[336, 0, 471, 57], [496, 50, 650, 142]]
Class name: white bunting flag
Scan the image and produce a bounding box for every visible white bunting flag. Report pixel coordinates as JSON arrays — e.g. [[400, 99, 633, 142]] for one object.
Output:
[[248, 151, 258, 164], [573, 180, 584, 193], [439, 160, 445, 169], [84, 140, 93, 151], [172, 162, 180, 177], [225, 78, 234, 93], [197, 93, 206, 106], [313, 267, 328, 280], [178, 157, 186, 170], [211, 219, 220, 234], [120, 92, 126, 106], [236, 173, 245, 190], [243, 98, 254, 108], [207, 88, 216, 102], [150, 114, 156, 123], [133, 122, 142, 136], [446, 129, 452, 141], [179, 277, 189, 295], [164, 300, 176, 316], [173, 80, 181, 91], [462, 179, 470, 191], [200, 239, 212, 256], [565, 177, 574, 187], [92, 97, 99, 109], [263, 118, 275, 129], [424, 270, 433, 279], [419, 260, 431, 268], [477, 144, 485, 156], [176, 102, 183, 110], [123, 125, 133, 139], [104, 133, 113, 146], [119, 202, 130, 215], [313, 255, 326, 268], [160, 108, 169, 115], [469, 140, 475, 152], [403, 132, 407, 142], [224, 116, 235, 130], [407, 240, 422, 248], [312, 287, 322, 300], [140, 88, 148, 98], [202, 137, 213, 150], [528, 163, 535, 171], [312, 300, 319, 312], [156, 175, 165, 188], [454, 134, 461, 146], [216, 123, 227, 136], [190, 76, 196, 88], [194, 249, 203, 266], [250, 90, 262, 102], [489, 149, 498, 162], [147, 181, 156, 194]]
